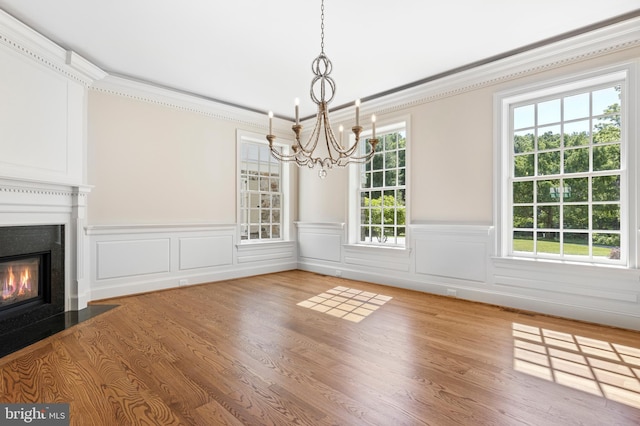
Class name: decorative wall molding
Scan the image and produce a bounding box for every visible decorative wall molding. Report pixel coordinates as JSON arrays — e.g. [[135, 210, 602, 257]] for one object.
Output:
[[344, 244, 411, 272], [412, 224, 493, 283], [91, 75, 267, 129], [85, 223, 236, 236], [236, 241, 296, 264], [88, 224, 297, 300], [0, 177, 91, 200], [296, 222, 345, 263], [296, 221, 640, 331], [0, 9, 105, 85]]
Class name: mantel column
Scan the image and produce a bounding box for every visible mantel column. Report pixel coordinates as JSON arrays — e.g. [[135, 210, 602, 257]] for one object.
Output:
[[70, 185, 91, 310]]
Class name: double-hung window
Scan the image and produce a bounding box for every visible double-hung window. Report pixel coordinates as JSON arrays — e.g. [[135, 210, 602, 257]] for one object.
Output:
[[356, 121, 407, 247], [238, 131, 286, 242], [498, 68, 632, 265]]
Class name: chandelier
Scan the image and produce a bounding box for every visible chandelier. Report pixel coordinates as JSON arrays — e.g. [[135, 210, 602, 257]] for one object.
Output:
[[266, 0, 378, 178]]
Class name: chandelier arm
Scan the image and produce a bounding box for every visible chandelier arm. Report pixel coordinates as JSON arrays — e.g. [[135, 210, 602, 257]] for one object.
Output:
[[269, 147, 306, 163], [296, 108, 322, 155], [321, 107, 346, 155], [334, 151, 375, 167], [342, 140, 379, 161], [339, 139, 362, 157]]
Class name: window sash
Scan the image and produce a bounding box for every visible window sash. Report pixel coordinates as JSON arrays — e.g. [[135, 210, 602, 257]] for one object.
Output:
[[507, 81, 625, 263], [239, 141, 283, 242], [357, 124, 407, 247]]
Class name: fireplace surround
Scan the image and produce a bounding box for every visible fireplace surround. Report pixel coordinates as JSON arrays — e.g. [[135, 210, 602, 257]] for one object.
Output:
[[0, 225, 64, 336]]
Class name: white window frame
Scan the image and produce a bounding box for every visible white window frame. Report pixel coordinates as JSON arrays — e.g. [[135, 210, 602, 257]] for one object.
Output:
[[348, 116, 410, 248], [236, 130, 291, 244], [495, 64, 637, 267]]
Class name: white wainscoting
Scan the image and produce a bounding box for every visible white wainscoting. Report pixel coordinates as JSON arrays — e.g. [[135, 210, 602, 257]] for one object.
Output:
[[296, 222, 344, 263], [97, 239, 171, 280], [87, 224, 296, 300], [490, 258, 640, 331], [295, 222, 640, 331], [413, 224, 492, 283], [180, 236, 233, 270]]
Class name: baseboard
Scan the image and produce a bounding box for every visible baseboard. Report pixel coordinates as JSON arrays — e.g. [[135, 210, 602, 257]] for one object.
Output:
[[297, 260, 640, 332]]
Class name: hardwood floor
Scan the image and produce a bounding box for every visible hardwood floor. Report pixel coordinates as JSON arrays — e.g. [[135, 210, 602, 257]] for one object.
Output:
[[1, 270, 639, 425]]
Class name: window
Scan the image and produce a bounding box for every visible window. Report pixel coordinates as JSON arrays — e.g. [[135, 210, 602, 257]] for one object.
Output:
[[499, 69, 631, 264], [238, 132, 285, 242], [356, 121, 407, 246]]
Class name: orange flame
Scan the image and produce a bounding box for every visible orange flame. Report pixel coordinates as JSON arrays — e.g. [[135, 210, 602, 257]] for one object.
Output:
[[2, 266, 15, 300], [2, 264, 36, 301], [18, 267, 31, 296]]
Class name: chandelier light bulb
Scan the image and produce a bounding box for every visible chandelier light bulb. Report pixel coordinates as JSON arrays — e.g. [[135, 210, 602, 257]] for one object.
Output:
[[372, 114, 376, 140]]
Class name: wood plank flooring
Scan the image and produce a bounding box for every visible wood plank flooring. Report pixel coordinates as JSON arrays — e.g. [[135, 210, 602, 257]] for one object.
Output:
[[1, 270, 639, 425]]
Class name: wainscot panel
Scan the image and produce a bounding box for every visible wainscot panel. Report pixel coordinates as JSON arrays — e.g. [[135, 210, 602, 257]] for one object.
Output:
[[413, 224, 493, 282], [179, 236, 233, 270], [97, 239, 170, 279], [87, 224, 296, 300], [296, 222, 344, 263]]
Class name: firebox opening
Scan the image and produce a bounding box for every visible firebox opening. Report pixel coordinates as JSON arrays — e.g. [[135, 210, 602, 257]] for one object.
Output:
[[0, 251, 51, 319]]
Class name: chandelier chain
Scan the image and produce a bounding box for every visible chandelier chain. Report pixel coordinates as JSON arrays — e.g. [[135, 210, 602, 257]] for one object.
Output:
[[320, 0, 325, 53]]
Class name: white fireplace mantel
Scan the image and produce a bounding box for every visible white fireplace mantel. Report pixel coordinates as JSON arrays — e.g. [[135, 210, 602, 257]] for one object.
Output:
[[0, 177, 92, 311]]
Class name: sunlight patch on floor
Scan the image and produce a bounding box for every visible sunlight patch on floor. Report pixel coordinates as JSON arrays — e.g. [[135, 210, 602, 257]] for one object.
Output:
[[512, 322, 640, 410], [297, 286, 392, 322]]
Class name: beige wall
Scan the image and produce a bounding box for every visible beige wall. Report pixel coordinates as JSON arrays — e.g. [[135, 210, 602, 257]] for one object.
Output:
[[410, 88, 495, 223], [87, 91, 239, 225], [87, 45, 640, 228]]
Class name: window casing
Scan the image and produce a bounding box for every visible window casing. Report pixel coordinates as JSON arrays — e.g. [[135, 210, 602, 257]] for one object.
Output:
[[498, 68, 633, 265], [238, 132, 286, 243], [353, 121, 408, 247]]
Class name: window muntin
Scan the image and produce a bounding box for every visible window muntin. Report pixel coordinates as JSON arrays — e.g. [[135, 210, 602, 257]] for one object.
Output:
[[510, 84, 623, 262], [359, 124, 407, 246], [239, 141, 282, 242]]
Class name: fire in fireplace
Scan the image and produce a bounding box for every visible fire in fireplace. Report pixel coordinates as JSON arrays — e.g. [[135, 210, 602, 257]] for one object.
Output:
[[0, 254, 44, 310], [0, 225, 61, 337]]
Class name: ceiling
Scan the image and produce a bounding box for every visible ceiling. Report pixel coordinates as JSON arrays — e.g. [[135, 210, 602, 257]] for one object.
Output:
[[1, 1, 639, 120]]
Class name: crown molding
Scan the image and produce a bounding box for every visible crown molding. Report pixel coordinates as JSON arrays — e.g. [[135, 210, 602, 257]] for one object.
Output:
[[90, 75, 268, 129], [358, 15, 640, 118], [65, 50, 107, 82], [85, 14, 640, 128], [0, 9, 106, 85]]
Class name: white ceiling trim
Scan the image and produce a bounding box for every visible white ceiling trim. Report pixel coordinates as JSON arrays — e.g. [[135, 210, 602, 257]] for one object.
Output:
[[0, 9, 105, 85], [90, 75, 265, 130], [92, 16, 640, 132], [355, 16, 640, 120], [3, 5, 638, 131]]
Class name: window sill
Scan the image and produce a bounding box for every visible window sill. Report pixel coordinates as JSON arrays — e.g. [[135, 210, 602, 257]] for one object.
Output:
[[492, 255, 638, 277], [343, 243, 412, 258], [236, 240, 295, 251]]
